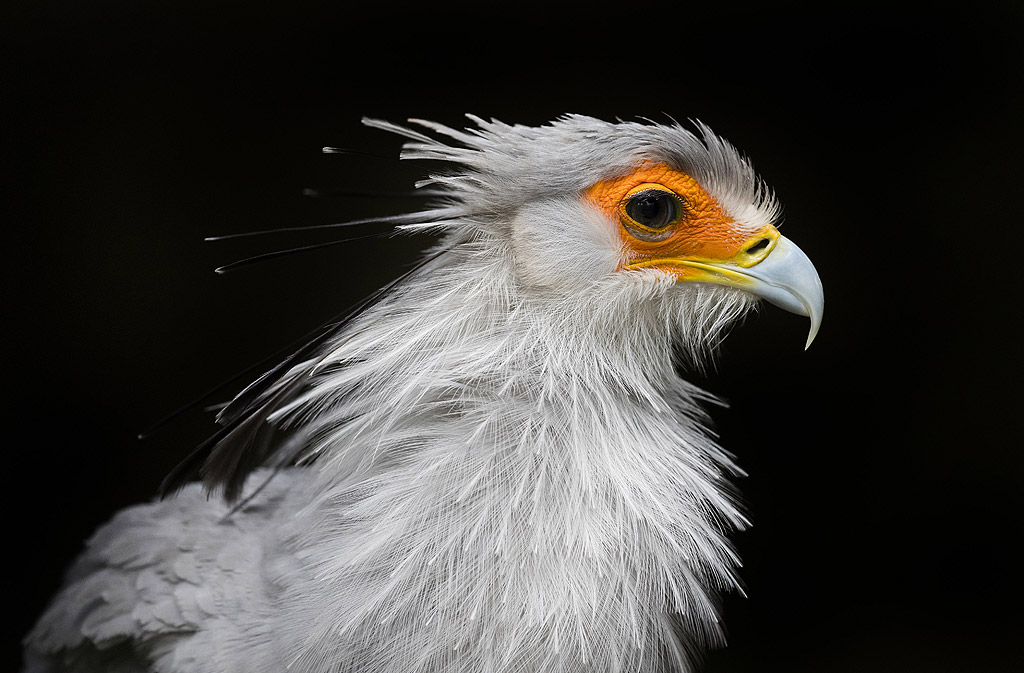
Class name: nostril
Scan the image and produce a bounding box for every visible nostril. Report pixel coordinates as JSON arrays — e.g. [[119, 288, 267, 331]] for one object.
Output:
[[746, 238, 771, 254]]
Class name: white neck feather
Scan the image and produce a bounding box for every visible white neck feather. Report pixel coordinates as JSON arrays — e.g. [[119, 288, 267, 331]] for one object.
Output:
[[272, 237, 753, 672]]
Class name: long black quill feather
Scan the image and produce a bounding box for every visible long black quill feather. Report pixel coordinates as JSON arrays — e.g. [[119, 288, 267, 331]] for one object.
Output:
[[159, 245, 453, 501]]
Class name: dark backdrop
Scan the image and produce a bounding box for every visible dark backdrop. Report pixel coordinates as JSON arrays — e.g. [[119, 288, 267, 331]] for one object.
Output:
[[6, 2, 1022, 671]]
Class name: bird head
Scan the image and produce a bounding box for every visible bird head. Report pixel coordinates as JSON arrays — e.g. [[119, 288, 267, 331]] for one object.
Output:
[[169, 115, 825, 502], [368, 115, 823, 359]]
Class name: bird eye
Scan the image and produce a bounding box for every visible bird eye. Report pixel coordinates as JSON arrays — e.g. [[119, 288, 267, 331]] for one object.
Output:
[[620, 188, 685, 241], [625, 190, 678, 229]]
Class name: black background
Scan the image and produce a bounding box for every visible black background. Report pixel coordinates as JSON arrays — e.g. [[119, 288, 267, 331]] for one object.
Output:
[[5, 2, 1022, 671]]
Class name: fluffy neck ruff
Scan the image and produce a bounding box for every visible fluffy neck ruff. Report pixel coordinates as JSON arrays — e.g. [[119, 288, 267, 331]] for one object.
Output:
[[272, 233, 755, 673]]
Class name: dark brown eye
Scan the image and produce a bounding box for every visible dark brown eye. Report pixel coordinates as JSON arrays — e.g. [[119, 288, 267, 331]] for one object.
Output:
[[624, 189, 681, 230]]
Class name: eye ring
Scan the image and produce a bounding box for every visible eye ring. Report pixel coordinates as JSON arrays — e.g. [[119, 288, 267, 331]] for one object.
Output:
[[619, 187, 687, 241]]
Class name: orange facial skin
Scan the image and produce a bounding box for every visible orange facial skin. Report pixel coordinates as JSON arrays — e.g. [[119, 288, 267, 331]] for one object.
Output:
[[586, 163, 776, 280]]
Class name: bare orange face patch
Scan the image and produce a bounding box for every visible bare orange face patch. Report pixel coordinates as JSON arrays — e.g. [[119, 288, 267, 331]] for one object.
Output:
[[586, 163, 775, 279]]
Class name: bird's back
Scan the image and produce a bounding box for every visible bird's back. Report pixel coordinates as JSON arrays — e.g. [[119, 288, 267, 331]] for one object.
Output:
[[24, 471, 301, 673]]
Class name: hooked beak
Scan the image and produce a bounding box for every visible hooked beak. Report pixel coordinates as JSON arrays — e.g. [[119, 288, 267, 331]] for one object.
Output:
[[627, 229, 824, 348], [735, 234, 824, 349]]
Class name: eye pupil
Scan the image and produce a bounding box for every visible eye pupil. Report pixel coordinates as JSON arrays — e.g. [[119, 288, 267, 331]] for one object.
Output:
[[625, 190, 678, 230], [637, 195, 662, 221]]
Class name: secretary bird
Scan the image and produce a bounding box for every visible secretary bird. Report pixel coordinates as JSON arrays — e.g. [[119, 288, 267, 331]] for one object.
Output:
[[25, 115, 823, 673]]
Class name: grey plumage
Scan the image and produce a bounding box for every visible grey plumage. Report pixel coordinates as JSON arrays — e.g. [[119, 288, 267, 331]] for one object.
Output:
[[25, 115, 822, 673]]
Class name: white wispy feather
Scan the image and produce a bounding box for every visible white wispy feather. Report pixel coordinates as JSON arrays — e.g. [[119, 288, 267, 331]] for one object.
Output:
[[25, 115, 783, 673]]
